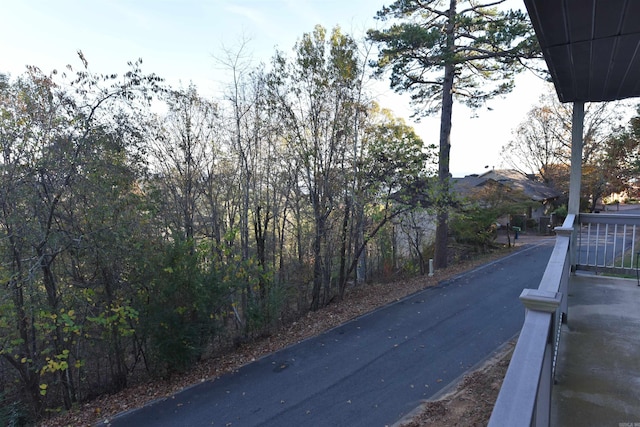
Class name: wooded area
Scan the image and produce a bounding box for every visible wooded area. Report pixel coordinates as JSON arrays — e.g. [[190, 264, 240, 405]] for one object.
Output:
[[4, 1, 640, 424], [0, 28, 436, 421], [502, 88, 640, 212]]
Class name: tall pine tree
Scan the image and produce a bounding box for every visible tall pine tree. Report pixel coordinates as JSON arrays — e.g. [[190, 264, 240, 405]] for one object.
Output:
[[368, 0, 541, 268]]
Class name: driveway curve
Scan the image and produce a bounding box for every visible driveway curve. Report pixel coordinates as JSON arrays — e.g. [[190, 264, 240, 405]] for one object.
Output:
[[109, 239, 554, 427]]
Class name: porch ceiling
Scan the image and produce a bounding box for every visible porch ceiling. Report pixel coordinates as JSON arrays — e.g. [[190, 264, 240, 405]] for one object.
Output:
[[523, 0, 640, 103]]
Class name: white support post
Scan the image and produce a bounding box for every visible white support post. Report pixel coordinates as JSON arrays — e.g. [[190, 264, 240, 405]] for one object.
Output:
[[568, 102, 584, 217], [568, 101, 584, 270]]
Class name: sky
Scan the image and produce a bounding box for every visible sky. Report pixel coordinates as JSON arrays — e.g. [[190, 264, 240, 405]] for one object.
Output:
[[1, 0, 549, 177]]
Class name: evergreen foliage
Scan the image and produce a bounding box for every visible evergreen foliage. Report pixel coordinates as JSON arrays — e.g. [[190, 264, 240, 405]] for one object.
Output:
[[368, 0, 542, 268]]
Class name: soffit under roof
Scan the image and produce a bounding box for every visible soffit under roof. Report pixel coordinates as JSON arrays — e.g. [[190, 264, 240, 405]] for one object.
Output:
[[523, 0, 640, 103]]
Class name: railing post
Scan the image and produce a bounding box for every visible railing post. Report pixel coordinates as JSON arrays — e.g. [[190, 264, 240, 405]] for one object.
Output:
[[520, 289, 562, 427], [557, 217, 576, 273], [490, 217, 576, 427], [554, 226, 573, 319]]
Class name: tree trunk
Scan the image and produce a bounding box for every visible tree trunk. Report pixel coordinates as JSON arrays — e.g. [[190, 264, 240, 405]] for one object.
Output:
[[277, 204, 288, 284], [253, 204, 270, 311], [338, 195, 351, 300], [355, 203, 366, 284], [103, 267, 128, 391], [7, 262, 43, 414], [40, 253, 77, 410], [434, 0, 457, 270], [310, 198, 327, 311]]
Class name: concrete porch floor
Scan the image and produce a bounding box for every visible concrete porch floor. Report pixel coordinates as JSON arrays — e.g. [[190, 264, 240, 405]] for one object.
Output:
[[551, 272, 640, 426]]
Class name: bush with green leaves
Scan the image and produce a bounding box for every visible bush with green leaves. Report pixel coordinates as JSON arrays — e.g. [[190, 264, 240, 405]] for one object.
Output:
[[450, 207, 499, 251], [140, 240, 227, 375], [0, 391, 28, 427], [554, 205, 568, 221]]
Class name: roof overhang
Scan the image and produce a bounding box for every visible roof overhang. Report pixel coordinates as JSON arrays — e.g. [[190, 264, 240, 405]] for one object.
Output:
[[523, 0, 640, 103]]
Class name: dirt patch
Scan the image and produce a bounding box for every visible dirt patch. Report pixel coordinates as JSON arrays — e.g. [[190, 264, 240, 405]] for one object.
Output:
[[40, 248, 516, 427], [394, 341, 514, 427]]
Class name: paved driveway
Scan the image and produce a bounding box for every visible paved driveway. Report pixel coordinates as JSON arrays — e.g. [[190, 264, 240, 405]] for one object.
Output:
[[109, 239, 554, 427]]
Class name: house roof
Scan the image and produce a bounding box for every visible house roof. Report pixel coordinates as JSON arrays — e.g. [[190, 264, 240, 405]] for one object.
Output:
[[454, 169, 560, 202], [523, 0, 640, 103]]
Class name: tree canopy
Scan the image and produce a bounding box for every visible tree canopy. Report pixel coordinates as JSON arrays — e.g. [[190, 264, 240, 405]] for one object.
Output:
[[501, 86, 636, 211], [368, 0, 541, 268], [368, 0, 540, 114], [0, 31, 439, 422]]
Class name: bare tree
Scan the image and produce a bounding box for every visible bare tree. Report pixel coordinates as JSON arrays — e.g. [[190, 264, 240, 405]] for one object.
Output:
[[266, 26, 362, 310], [150, 84, 219, 245], [502, 86, 630, 210]]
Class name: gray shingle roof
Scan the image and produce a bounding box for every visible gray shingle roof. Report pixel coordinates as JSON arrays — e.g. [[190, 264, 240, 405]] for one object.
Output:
[[453, 169, 560, 202]]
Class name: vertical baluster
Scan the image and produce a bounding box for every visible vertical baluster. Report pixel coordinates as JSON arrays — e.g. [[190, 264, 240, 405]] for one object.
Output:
[[632, 225, 637, 271], [621, 225, 627, 269], [611, 224, 617, 268], [593, 222, 597, 266], [585, 223, 591, 266]]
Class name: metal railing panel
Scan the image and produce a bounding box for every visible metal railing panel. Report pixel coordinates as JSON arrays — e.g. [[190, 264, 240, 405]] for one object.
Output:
[[491, 212, 640, 426], [577, 213, 640, 273]]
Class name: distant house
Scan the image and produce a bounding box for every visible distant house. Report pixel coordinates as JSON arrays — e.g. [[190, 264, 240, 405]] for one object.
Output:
[[388, 178, 437, 272], [453, 169, 561, 228], [390, 170, 560, 268]]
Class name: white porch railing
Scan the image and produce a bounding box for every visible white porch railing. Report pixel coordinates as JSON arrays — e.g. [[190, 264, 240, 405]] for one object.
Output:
[[576, 213, 640, 276], [489, 211, 640, 426], [488, 214, 574, 426]]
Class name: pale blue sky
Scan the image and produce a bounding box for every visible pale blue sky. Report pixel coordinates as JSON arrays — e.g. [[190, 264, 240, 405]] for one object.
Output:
[[1, 0, 547, 176], [1, 1, 386, 91]]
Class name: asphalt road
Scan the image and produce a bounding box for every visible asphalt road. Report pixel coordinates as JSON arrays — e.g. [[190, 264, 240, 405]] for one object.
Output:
[[109, 238, 554, 427]]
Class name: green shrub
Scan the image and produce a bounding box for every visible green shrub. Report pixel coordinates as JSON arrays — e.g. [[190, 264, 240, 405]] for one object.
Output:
[[526, 218, 537, 230], [553, 205, 568, 220], [450, 208, 498, 250], [140, 240, 225, 375], [245, 279, 285, 337], [0, 392, 28, 427]]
